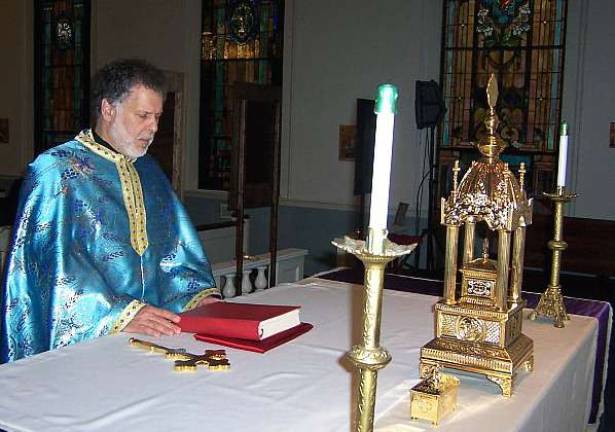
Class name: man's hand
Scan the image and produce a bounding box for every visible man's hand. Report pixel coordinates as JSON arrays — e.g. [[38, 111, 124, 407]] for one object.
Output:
[[122, 305, 181, 337]]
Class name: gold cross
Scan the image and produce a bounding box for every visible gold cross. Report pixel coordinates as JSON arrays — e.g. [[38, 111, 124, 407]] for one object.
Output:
[[173, 349, 231, 373], [129, 338, 231, 372]]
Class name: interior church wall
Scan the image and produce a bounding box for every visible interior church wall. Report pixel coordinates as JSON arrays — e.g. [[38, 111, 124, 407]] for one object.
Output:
[[563, 0, 615, 219], [281, 0, 440, 214], [0, 0, 614, 273], [0, 0, 33, 179]]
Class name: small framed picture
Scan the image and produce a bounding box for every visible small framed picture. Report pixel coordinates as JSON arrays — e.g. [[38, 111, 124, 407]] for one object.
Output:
[[610, 122, 615, 148], [338, 125, 356, 161]]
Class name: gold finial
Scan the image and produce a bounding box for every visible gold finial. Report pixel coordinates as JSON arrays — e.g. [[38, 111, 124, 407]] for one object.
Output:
[[519, 162, 526, 190], [452, 160, 461, 200], [482, 238, 490, 262], [487, 73, 498, 110], [476, 74, 506, 161]]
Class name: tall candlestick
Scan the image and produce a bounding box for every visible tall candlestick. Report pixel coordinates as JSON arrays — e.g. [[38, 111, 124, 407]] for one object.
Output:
[[368, 84, 398, 231], [557, 122, 568, 187]]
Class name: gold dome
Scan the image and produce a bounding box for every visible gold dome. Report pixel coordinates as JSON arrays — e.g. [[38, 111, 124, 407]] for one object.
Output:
[[441, 74, 532, 231], [458, 159, 524, 208], [442, 159, 530, 231]]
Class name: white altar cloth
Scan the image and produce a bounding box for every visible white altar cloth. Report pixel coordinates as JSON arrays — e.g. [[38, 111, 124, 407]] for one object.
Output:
[[0, 278, 598, 432]]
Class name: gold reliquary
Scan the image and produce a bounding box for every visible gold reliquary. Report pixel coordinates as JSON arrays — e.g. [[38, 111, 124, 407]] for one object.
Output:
[[419, 75, 533, 397], [410, 365, 459, 426]]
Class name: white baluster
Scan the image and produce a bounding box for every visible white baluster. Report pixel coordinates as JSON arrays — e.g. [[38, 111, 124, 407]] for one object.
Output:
[[254, 266, 268, 290], [222, 273, 236, 298], [241, 269, 253, 295]]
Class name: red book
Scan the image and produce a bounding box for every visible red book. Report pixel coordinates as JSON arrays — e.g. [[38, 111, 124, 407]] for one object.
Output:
[[194, 322, 314, 353], [179, 302, 301, 341]]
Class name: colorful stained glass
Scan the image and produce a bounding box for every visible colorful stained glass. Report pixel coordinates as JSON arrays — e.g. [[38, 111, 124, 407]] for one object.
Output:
[[199, 0, 283, 190], [439, 0, 567, 196], [34, 0, 90, 155]]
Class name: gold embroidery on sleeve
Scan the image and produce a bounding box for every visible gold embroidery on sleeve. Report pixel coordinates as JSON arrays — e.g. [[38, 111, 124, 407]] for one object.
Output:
[[111, 299, 147, 334], [182, 288, 221, 312]]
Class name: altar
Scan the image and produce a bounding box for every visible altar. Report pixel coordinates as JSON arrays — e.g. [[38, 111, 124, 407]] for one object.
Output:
[[0, 278, 604, 432]]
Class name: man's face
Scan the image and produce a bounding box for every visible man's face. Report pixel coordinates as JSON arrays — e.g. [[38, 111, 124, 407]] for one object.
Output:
[[104, 84, 163, 159]]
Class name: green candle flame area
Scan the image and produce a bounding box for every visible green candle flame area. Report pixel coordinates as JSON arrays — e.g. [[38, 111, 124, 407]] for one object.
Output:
[[375, 84, 398, 115]]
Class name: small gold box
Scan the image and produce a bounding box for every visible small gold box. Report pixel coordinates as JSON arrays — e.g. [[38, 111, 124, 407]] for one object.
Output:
[[410, 374, 459, 426]]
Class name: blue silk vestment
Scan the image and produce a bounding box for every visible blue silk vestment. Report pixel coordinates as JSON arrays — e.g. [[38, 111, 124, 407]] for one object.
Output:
[[1, 130, 218, 362]]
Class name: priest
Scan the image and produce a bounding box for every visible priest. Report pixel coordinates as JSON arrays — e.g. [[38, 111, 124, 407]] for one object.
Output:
[[1, 59, 219, 362]]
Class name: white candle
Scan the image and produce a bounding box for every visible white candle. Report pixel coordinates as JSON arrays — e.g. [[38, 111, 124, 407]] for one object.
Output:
[[368, 84, 398, 231], [557, 122, 568, 187]]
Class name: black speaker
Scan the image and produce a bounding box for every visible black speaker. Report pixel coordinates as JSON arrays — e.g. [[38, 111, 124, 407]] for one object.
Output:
[[415, 80, 446, 130], [354, 98, 376, 195]]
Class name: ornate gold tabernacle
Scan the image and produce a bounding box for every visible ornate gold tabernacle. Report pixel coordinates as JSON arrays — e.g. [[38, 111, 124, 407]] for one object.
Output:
[[419, 75, 533, 397]]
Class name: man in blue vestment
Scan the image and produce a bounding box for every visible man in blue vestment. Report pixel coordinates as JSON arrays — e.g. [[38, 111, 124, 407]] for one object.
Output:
[[1, 59, 219, 362]]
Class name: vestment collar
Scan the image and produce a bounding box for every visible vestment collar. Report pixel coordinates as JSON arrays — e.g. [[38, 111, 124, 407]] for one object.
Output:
[[75, 129, 137, 163]]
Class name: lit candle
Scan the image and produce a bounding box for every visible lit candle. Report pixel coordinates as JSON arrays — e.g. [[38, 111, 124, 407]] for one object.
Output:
[[557, 122, 568, 187], [368, 84, 398, 231]]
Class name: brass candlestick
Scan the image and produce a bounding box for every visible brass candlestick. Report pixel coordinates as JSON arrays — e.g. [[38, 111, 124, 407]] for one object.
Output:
[[530, 186, 577, 328], [333, 229, 417, 432]]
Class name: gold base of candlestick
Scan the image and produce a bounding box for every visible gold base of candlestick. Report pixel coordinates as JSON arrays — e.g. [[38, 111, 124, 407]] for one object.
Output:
[[529, 186, 577, 328], [333, 231, 417, 432], [529, 285, 569, 328]]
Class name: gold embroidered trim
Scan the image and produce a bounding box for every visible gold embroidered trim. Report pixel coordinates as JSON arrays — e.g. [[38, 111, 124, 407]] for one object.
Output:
[[183, 288, 221, 312], [76, 130, 149, 255], [111, 299, 147, 334]]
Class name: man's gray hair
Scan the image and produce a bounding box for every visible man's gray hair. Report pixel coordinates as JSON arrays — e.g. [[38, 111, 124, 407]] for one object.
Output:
[[91, 59, 166, 119]]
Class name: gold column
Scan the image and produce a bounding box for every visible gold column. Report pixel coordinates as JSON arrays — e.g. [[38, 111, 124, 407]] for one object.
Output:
[[443, 224, 460, 304], [463, 222, 475, 266], [509, 226, 525, 306], [495, 231, 511, 311], [349, 253, 391, 432], [332, 229, 417, 432]]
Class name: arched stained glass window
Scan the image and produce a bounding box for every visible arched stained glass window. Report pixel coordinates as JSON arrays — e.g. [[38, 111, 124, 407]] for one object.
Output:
[[199, 0, 284, 190], [439, 0, 567, 196]]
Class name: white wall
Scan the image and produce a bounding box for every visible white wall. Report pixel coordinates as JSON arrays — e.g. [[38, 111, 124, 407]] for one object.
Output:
[[564, 0, 615, 219], [282, 0, 441, 214], [0, 0, 33, 176]]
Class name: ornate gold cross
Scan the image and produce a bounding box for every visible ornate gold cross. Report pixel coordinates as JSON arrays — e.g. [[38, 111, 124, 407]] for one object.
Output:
[[174, 349, 230, 372], [129, 338, 231, 373]]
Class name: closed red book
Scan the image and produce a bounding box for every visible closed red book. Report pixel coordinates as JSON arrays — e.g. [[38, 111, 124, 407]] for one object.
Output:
[[194, 322, 314, 353], [179, 302, 301, 341]]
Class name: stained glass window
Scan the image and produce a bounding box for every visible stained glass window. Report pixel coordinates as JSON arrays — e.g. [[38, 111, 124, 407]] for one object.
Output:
[[199, 0, 284, 190], [34, 0, 90, 155], [439, 0, 567, 196]]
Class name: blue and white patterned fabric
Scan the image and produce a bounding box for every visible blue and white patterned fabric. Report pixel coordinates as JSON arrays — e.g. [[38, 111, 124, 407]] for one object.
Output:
[[1, 130, 217, 362]]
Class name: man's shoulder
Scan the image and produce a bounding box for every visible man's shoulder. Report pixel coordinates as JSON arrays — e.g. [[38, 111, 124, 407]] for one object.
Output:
[[29, 139, 86, 172]]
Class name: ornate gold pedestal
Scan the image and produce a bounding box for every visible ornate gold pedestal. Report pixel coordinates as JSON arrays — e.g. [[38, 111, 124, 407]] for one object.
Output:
[[420, 301, 533, 397]]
